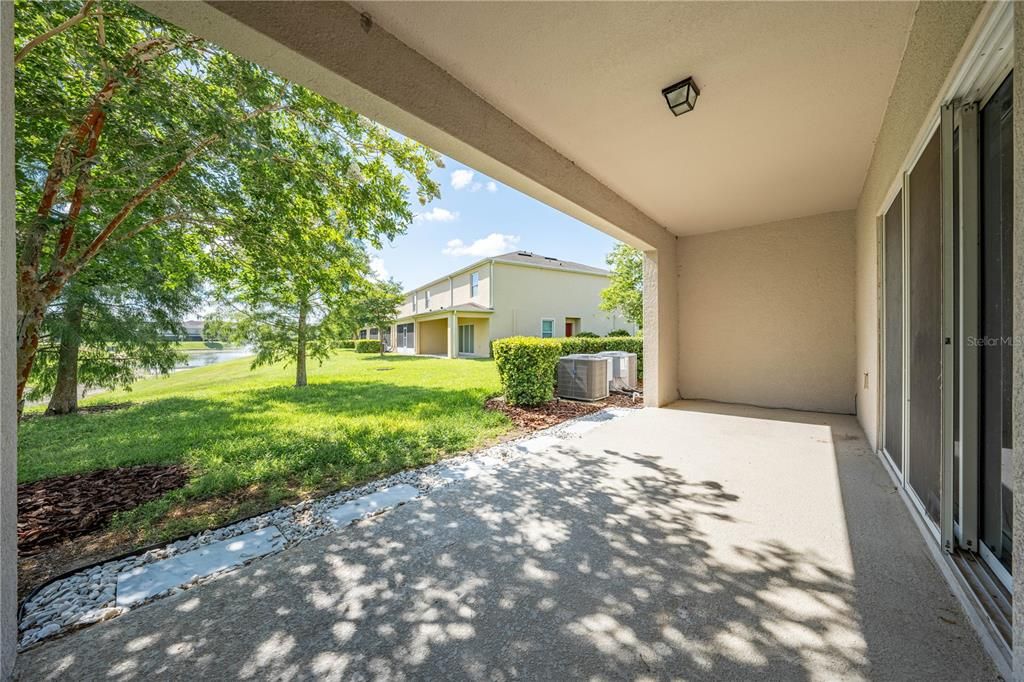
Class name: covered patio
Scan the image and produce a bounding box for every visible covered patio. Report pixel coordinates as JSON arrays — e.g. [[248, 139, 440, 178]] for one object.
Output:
[[13, 404, 997, 679], [2, 1, 1022, 678]]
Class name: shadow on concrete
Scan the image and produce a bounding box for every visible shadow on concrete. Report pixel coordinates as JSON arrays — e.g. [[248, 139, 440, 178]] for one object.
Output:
[[14, 403, 999, 680]]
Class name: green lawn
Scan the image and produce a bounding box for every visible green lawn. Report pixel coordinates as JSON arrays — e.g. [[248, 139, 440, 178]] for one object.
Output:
[[18, 351, 509, 541]]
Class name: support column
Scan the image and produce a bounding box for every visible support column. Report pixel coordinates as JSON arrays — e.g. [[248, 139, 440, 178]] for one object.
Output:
[[1, 2, 17, 677], [1013, 4, 1024, 677], [447, 313, 456, 358], [643, 241, 679, 407]]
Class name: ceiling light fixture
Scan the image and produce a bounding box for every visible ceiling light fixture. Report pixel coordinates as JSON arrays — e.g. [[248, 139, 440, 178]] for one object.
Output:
[[662, 77, 700, 116]]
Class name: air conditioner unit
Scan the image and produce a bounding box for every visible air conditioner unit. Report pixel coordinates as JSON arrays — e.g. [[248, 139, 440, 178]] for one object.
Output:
[[557, 354, 610, 401], [596, 351, 638, 391]]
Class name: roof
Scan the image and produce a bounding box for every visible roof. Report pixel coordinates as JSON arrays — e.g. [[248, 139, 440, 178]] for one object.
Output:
[[404, 251, 609, 296], [492, 251, 609, 276]]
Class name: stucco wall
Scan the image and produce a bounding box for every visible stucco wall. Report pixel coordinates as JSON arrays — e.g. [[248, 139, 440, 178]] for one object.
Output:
[[677, 211, 856, 414], [416, 318, 448, 356], [451, 266, 491, 308], [853, 1, 984, 448], [489, 263, 633, 340]]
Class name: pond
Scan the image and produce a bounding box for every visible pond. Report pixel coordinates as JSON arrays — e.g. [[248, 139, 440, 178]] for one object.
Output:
[[169, 348, 253, 372]]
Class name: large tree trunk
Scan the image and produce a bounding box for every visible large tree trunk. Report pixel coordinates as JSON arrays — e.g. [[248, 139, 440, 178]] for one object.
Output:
[[295, 299, 308, 388], [46, 297, 85, 415]]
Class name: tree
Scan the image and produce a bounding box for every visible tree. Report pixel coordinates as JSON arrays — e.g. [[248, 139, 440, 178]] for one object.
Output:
[[356, 281, 405, 356], [600, 244, 644, 330], [33, 243, 201, 414], [13, 0, 441, 415]]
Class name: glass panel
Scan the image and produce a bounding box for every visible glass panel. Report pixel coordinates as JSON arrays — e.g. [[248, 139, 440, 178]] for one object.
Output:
[[908, 130, 943, 524], [980, 72, 1014, 572], [883, 190, 903, 471], [542, 320, 553, 338]]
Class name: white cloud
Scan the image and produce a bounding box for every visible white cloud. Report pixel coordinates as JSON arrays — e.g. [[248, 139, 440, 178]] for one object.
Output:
[[442, 233, 520, 258], [414, 207, 460, 223], [451, 169, 475, 190], [451, 169, 495, 192], [369, 257, 389, 281]]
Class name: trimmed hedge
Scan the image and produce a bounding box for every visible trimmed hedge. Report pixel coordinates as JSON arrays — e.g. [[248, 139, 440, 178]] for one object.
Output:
[[340, 340, 355, 349], [574, 331, 599, 338], [606, 329, 631, 337], [355, 339, 381, 353], [492, 337, 563, 406], [560, 336, 643, 379]]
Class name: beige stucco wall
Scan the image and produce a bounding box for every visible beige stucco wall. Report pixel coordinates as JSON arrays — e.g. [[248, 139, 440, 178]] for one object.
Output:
[[853, 1, 984, 449], [451, 266, 491, 308], [489, 263, 635, 340], [677, 211, 856, 414], [416, 317, 448, 355]]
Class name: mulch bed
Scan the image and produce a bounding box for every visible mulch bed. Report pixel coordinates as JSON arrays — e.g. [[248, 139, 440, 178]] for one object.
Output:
[[485, 389, 643, 431], [20, 402, 133, 421], [18, 465, 189, 556]]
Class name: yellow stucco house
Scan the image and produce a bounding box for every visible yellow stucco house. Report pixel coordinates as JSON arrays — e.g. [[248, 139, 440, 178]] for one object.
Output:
[[358, 251, 636, 357]]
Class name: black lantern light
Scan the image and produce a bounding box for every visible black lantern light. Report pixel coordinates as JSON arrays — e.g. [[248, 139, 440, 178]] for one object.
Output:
[[661, 77, 700, 116]]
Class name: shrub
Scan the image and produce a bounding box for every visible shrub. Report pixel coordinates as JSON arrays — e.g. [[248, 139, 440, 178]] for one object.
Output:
[[340, 339, 355, 349], [355, 339, 381, 354], [606, 329, 631, 337], [559, 336, 644, 379], [492, 337, 563, 406], [575, 331, 599, 338]]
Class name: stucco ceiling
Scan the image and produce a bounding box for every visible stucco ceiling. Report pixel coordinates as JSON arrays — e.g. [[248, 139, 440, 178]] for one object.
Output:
[[355, 1, 917, 236]]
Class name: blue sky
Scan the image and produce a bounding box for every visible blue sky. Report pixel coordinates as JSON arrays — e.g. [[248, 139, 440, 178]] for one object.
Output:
[[371, 155, 622, 291]]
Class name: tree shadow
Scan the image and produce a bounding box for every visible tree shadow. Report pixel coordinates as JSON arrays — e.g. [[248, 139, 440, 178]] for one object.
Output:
[[14, 404, 998, 680]]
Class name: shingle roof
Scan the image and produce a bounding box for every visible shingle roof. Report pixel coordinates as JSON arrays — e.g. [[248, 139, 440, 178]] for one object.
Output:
[[492, 251, 609, 275]]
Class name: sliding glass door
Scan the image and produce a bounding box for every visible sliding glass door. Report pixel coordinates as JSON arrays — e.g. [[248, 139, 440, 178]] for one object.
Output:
[[978, 73, 1013, 576], [878, 71, 1014, 589]]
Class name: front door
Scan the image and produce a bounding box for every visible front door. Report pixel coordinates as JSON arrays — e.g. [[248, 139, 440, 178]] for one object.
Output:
[[565, 321, 574, 337]]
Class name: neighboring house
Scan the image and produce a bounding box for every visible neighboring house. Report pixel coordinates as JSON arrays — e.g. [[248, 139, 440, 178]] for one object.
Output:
[[359, 251, 636, 357], [180, 320, 205, 341]]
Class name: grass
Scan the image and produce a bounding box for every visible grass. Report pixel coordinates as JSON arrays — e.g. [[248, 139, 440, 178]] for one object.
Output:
[[18, 351, 509, 543]]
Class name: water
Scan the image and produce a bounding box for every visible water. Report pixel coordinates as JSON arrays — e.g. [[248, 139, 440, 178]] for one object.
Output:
[[169, 349, 253, 372]]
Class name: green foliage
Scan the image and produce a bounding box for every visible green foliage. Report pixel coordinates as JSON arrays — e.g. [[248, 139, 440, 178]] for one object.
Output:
[[559, 336, 643, 379], [355, 339, 381, 354], [492, 337, 563, 406], [355, 281, 405, 354], [340, 340, 355, 349], [600, 244, 644, 330], [574, 331, 599, 338], [13, 0, 443, 403], [606, 329, 631, 337]]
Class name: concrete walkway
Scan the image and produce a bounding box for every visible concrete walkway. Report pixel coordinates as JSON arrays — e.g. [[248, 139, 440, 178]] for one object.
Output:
[[15, 402, 998, 680]]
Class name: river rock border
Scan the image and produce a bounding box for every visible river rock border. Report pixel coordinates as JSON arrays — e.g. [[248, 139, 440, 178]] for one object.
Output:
[[17, 406, 636, 650]]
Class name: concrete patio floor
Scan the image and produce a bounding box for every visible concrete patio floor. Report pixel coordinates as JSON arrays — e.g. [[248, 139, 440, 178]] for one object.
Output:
[[15, 401, 998, 680]]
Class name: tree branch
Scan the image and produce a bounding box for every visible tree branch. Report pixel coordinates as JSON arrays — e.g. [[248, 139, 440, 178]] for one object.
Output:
[[15, 0, 97, 64]]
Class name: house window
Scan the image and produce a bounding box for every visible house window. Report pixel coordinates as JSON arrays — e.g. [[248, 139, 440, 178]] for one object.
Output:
[[470, 272, 480, 298], [425, 290, 431, 309], [413, 294, 417, 313], [369, 327, 378, 338], [359, 329, 367, 339], [541, 319, 554, 338], [458, 324, 475, 354]]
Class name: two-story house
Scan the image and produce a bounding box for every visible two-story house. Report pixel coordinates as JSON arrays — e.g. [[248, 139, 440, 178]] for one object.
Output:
[[359, 251, 636, 357]]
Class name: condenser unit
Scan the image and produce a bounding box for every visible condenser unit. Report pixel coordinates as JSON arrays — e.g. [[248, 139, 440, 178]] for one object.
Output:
[[557, 354, 610, 401], [596, 351, 638, 391]]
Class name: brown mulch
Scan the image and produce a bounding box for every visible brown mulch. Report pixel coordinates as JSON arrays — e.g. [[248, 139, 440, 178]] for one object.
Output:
[[20, 402, 133, 421], [17, 465, 190, 556], [485, 389, 643, 431]]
